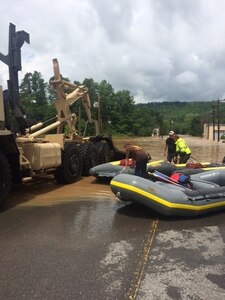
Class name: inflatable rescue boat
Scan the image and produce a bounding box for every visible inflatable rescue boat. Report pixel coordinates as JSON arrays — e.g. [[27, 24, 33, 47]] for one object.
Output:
[[89, 159, 225, 180], [110, 170, 225, 217]]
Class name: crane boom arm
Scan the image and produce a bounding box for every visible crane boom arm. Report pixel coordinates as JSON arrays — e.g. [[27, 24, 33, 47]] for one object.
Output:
[[51, 59, 94, 135]]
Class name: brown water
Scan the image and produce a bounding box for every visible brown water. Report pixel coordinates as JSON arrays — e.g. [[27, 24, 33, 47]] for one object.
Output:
[[113, 135, 225, 163], [9, 135, 225, 207]]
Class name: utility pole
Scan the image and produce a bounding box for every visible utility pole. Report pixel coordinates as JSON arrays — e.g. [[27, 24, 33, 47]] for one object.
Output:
[[217, 99, 220, 142], [212, 103, 216, 141], [94, 91, 102, 134], [97, 93, 101, 134]]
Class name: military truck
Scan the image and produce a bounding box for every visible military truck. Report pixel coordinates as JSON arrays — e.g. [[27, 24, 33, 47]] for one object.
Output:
[[0, 23, 125, 208]]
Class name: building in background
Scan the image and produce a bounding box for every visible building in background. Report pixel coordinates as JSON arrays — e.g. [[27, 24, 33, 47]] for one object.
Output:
[[203, 124, 225, 141]]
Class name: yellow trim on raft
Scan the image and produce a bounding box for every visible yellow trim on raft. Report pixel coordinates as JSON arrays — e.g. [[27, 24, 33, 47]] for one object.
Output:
[[110, 160, 224, 171], [111, 180, 225, 211], [110, 161, 121, 165], [147, 166, 225, 175], [110, 160, 165, 166], [175, 162, 210, 167], [193, 166, 225, 171]]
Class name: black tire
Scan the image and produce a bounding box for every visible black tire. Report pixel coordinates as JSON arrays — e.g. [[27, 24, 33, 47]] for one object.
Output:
[[112, 149, 126, 161], [95, 141, 112, 164], [79, 143, 99, 176], [54, 143, 82, 184], [0, 151, 11, 208]]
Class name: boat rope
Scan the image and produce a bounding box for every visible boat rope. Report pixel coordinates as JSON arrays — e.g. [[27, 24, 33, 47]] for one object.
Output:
[[125, 219, 159, 300]]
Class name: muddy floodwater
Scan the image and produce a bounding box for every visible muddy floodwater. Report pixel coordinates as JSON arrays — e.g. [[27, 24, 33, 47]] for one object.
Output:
[[8, 135, 225, 208], [114, 135, 225, 163]]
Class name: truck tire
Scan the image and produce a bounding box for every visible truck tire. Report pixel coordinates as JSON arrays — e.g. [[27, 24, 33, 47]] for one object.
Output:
[[54, 143, 82, 184], [95, 141, 112, 164], [0, 151, 11, 208], [112, 149, 126, 161], [79, 143, 99, 176]]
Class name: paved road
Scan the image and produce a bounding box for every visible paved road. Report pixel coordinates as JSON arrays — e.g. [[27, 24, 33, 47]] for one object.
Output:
[[0, 177, 225, 300]]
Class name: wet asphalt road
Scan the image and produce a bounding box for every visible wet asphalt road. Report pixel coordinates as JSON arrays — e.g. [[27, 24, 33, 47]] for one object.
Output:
[[0, 180, 225, 299]]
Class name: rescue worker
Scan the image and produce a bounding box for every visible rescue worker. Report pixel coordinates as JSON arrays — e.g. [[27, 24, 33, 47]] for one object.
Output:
[[124, 142, 149, 177], [172, 134, 191, 164], [164, 131, 178, 163]]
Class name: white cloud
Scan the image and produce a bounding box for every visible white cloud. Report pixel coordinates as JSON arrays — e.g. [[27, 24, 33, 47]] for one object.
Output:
[[175, 71, 199, 85], [1, 0, 225, 102]]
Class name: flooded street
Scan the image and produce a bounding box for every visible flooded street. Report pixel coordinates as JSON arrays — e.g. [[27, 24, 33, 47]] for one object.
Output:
[[1, 136, 225, 299], [7, 136, 225, 208], [114, 135, 225, 163]]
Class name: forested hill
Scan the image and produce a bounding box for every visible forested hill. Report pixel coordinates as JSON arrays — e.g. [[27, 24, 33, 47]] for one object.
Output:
[[16, 71, 224, 137], [136, 101, 219, 136]]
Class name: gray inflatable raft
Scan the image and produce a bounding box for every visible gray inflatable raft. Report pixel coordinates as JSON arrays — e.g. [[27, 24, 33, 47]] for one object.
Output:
[[90, 159, 225, 180], [110, 170, 225, 217]]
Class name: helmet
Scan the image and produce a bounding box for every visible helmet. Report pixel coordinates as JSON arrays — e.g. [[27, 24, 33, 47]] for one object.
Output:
[[169, 131, 175, 136]]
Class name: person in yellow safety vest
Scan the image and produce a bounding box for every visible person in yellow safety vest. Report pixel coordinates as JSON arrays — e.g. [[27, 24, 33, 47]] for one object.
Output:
[[172, 134, 191, 164]]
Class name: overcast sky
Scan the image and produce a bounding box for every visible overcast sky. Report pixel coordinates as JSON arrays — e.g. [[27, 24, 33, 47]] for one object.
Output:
[[1, 0, 225, 103]]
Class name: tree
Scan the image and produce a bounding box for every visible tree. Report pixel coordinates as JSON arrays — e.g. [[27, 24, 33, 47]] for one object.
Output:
[[18, 70, 213, 137], [20, 71, 51, 125], [97, 80, 115, 124], [20, 71, 47, 104], [189, 115, 202, 136]]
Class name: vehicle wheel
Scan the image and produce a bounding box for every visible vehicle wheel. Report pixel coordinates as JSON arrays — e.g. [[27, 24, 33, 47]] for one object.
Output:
[[0, 151, 11, 208], [112, 149, 126, 161], [95, 141, 112, 164], [54, 143, 82, 184], [79, 143, 99, 176]]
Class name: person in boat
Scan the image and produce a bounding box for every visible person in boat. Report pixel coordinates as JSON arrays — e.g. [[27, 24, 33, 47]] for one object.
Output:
[[124, 142, 149, 177], [172, 134, 191, 164], [164, 131, 178, 163]]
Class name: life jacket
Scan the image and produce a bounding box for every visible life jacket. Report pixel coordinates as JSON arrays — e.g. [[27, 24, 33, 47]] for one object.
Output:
[[170, 172, 192, 188], [119, 159, 134, 166]]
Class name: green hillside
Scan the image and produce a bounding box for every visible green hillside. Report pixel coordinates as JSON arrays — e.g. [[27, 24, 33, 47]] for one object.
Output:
[[17, 71, 224, 137]]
